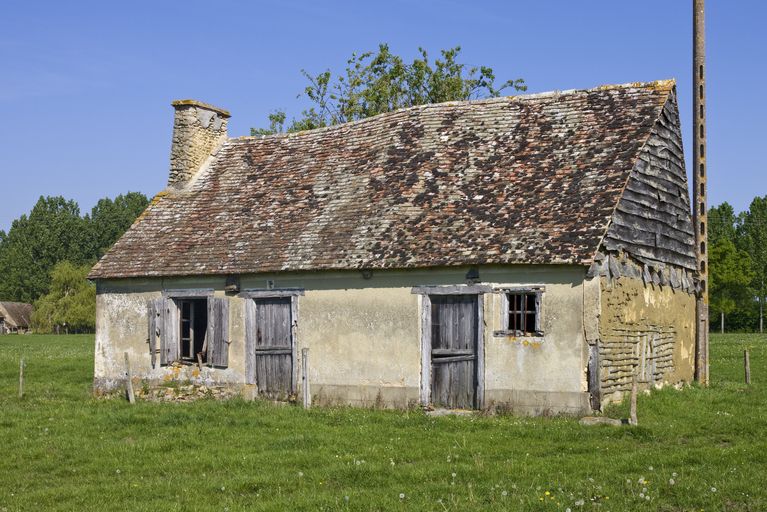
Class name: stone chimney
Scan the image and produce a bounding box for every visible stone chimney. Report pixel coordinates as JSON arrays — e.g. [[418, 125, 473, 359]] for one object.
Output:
[[169, 99, 230, 187]]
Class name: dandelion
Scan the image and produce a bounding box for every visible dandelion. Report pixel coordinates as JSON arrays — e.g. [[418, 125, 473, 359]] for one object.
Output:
[[545, 491, 551, 496], [669, 479, 675, 486], [566, 509, 571, 512], [298, 472, 304, 477], [451, 473, 456, 478], [575, 499, 585, 506], [399, 493, 405, 500], [639, 493, 645, 499], [344, 496, 349, 502], [221, 486, 225, 491], [711, 487, 717, 493], [501, 490, 508, 497], [645, 495, 651, 501], [116, 469, 121, 474], [672, 472, 678, 477], [648, 466, 654, 471]]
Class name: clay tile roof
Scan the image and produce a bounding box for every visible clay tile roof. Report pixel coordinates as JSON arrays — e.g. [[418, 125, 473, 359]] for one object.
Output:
[[90, 80, 677, 279], [0, 302, 33, 328]]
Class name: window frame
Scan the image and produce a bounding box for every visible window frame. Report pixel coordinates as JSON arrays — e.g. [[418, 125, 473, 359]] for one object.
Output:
[[493, 286, 544, 338]]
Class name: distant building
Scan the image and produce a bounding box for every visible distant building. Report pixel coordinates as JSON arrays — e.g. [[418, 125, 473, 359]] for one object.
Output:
[[90, 80, 697, 414], [0, 302, 33, 334]]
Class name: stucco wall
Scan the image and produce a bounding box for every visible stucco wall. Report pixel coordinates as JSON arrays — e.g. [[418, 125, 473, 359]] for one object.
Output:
[[94, 265, 590, 414], [598, 275, 696, 406]]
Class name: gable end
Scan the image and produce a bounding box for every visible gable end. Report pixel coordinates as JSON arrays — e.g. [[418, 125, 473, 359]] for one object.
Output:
[[600, 89, 696, 271]]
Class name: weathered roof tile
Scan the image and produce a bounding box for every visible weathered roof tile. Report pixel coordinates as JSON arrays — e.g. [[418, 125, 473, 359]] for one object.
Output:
[[90, 80, 677, 279]]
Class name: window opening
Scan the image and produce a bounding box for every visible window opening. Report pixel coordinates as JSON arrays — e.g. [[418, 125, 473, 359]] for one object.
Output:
[[178, 298, 208, 363]]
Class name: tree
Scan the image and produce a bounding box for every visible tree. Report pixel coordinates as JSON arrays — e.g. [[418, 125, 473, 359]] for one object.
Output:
[[739, 196, 767, 332], [252, 44, 526, 134], [0, 196, 87, 302], [31, 261, 95, 333], [708, 237, 754, 333], [0, 192, 149, 303], [708, 202, 738, 246], [85, 192, 150, 258]]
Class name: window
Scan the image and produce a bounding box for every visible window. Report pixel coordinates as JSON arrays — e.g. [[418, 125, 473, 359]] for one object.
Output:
[[178, 299, 208, 363], [147, 293, 230, 369], [495, 287, 543, 337]]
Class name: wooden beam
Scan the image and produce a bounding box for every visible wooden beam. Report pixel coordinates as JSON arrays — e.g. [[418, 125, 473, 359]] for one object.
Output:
[[411, 284, 492, 295]]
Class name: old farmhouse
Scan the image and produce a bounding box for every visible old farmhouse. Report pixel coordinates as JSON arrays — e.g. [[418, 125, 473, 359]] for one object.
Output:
[[0, 302, 33, 334], [89, 80, 698, 414]]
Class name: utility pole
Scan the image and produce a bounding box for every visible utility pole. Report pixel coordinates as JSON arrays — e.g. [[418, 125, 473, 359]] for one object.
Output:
[[693, 0, 709, 385]]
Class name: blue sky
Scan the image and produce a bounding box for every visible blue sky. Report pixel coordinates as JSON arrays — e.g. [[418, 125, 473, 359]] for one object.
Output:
[[0, 1, 763, 232]]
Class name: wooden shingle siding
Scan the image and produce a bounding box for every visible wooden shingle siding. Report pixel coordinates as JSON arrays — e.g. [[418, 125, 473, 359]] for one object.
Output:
[[602, 92, 696, 271]]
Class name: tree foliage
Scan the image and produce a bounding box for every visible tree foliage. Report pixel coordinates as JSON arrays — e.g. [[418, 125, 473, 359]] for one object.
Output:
[[708, 197, 767, 332], [738, 196, 767, 332], [709, 237, 754, 328], [252, 44, 526, 134], [31, 261, 95, 333], [0, 192, 149, 303]]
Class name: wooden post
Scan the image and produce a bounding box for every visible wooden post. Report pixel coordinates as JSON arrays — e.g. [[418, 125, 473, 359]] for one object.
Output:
[[124, 352, 135, 404], [301, 348, 310, 409], [744, 349, 751, 385], [629, 372, 638, 426], [18, 357, 25, 399]]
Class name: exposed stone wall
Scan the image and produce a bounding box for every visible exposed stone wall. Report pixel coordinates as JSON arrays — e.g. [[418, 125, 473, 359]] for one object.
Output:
[[169, 100, 230, 187], [597, 267, 695, 407]]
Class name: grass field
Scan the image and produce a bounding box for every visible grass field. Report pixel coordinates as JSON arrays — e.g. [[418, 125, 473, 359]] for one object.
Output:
[[0, 334, 765, 511]]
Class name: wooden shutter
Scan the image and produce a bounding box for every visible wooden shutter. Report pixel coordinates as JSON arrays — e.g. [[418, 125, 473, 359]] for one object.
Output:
[[147, 298, 162, 369], [206, 298, 230, 368], [159, 297, 180, 365]]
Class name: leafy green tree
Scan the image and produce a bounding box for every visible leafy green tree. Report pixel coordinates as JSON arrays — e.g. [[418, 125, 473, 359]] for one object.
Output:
[[252, 44, 526, 134], [85, 192, 150, 258], [708, 202, 738, 246], [708, 237, 754, 332], [739, 196, 767, 332], [0, 196, 87, 302], [0, 192, 149, 303], [31, 261, 95, 333]]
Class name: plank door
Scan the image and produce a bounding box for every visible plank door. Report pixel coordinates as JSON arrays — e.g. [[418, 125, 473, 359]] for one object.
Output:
[[430, 295, 479, 409], [254, 297, 294, 399]]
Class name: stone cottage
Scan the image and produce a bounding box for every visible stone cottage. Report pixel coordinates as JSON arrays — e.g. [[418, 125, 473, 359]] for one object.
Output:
[[0, 302, 33, 334], [89, 80, 698, 414]]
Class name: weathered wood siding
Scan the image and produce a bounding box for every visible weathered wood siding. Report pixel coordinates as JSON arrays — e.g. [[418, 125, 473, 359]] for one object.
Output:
[[602, 90, 696, 272]]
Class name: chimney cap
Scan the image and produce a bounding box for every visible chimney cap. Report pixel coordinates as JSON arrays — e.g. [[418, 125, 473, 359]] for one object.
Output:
[[171, 99, 231, 118]]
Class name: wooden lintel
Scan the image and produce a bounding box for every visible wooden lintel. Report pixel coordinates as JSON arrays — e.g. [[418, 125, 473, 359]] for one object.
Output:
[[411, 284, 491, 295]]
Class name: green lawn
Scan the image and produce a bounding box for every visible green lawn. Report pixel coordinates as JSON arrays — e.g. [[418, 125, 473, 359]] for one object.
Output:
[[0, 334, 765, 511]]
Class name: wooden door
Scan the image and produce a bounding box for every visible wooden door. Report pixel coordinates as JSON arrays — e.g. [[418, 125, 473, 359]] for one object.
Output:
[[430, 295, 479, 409], [254, 297, 293, 399]]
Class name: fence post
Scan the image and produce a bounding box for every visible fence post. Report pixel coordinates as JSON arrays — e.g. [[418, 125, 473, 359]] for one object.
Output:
[[124, 352, 136, 404], [744, 349, 751, 385], [302, 348, 310, 409], [629, 372, 638, 426], [18, 357, 25, 399]]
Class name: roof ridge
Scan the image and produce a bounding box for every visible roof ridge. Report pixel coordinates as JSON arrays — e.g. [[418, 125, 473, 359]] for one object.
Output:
[[234, 79, 677, 143]]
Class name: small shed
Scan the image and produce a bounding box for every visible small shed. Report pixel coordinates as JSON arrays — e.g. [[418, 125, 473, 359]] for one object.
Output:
[[90, 80, 698, 414], [0, 302, 33, 334]]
